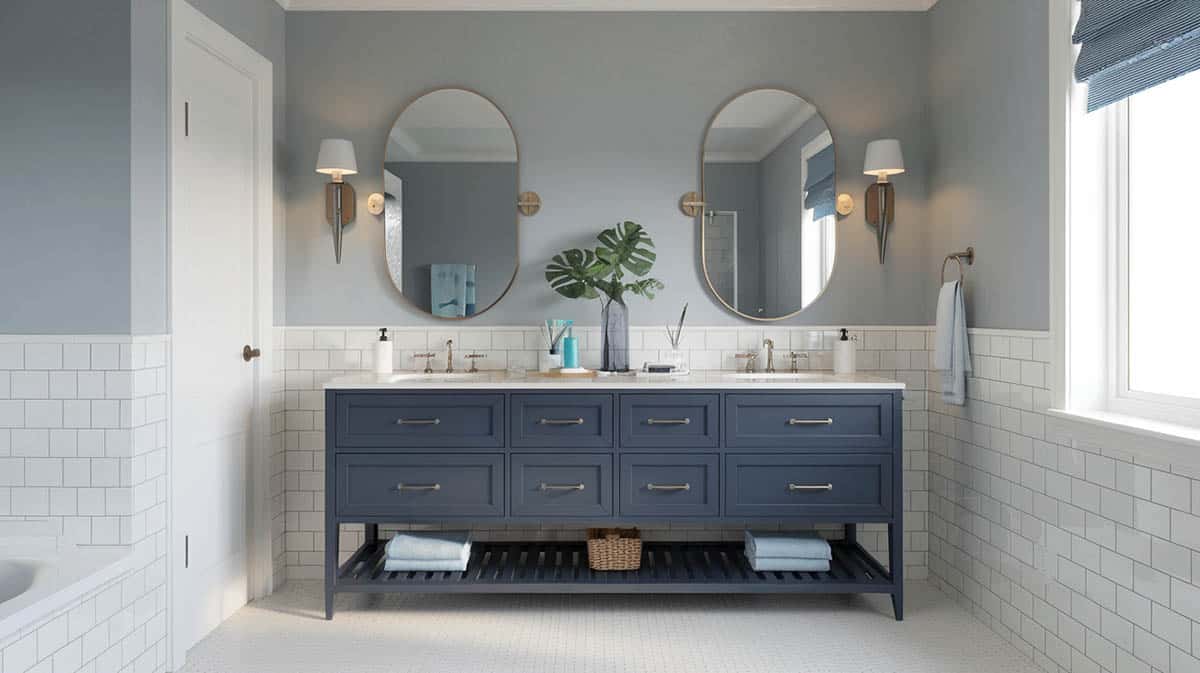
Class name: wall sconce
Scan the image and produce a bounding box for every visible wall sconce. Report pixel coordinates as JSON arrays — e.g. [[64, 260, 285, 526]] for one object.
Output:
[[863, 139, 905, 264], [315, 139, 358, 264]]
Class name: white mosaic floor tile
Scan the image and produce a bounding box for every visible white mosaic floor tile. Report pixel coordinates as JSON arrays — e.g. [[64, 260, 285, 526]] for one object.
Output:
[[179, 582, 1038, 673]]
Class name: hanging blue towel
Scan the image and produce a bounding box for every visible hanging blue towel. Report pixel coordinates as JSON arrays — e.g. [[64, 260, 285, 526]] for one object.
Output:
[[744, 530, 832, 560], [430, 264, 473, 318], [385, 531, 472, 562], [934, 279, 972, 405], [464, 265, 477, 316]]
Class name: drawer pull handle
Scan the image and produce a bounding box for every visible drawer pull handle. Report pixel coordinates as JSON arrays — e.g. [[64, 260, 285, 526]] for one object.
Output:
[[788, 417, 834, 426], [396, 418, 441, 426], [788, 483, 834, 492], [539, 482, 585, 491], [396, 483, 441, 491], [538, 417, 585, 426], [646, 418, 691, 425], [647, 483, 691, 491]]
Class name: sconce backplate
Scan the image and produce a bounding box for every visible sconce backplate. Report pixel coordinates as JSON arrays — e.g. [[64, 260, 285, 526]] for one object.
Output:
[[836, 193, 855, 216], [518, 191, 542, 216], [325, 183, 355, 225], [366, 192, 385, 216], [679, 191, 705, 218]]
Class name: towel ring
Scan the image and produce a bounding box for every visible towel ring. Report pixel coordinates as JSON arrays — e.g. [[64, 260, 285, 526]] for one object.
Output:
[[941, 247, 975, 284]]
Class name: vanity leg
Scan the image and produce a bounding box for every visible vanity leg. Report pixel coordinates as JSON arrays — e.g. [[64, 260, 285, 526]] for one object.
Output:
[[889, 521, 904, 621], [843, 523, 857, 545], [365, 523, 379, 546], [325, 519, 338, 620]]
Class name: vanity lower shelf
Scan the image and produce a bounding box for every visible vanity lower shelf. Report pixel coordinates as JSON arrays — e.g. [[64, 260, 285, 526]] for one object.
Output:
[[334, 539, 893, 594]]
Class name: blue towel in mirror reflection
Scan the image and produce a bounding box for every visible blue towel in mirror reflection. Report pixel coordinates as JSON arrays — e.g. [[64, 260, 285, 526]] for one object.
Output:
[[431, 264, 477, 318]]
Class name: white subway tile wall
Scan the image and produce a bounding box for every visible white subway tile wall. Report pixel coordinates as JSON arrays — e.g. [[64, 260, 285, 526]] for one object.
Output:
[[928, 333, 1200, 673], [277, 326, 931, 583], [0, 335, 170, 673]]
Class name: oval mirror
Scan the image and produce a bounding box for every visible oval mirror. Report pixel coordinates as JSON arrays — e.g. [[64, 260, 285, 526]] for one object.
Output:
[[700, 88, 836, 321], [384, 88, 519, 318]]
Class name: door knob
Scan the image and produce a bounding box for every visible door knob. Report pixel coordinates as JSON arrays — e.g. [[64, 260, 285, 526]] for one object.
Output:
[[242, 345, 261, 362]]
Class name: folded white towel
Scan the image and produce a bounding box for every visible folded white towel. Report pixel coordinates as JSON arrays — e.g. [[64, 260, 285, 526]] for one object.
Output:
[[747, 555, 831, 572], [744, 530, 831, 560], [385, 531, 472, 562], [384, 557, 469, 572], [934, 280, 972, 406]]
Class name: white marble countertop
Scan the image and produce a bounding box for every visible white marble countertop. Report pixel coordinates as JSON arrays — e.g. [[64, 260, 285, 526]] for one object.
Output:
[[324, 370, 904, 390]]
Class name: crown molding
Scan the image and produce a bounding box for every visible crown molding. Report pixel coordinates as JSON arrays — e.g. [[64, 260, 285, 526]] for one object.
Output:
[[280, 0, 938, 11]]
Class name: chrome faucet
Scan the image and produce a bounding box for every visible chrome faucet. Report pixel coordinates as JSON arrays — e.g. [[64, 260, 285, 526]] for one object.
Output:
[[789, 351, 810, 373], [735, 352, 759, 373], [445, 339, 455, 373], [763, 338, 776, 373]]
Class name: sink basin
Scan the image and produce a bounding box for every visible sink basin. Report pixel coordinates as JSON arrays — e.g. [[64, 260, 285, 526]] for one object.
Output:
[[728, 372, 827, 381], [386, 372, 486, 382]]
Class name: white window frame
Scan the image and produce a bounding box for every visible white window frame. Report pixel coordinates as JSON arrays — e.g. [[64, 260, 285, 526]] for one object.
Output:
[[1054, 0, 1200, 430], [1107, 98, 1200, 425]]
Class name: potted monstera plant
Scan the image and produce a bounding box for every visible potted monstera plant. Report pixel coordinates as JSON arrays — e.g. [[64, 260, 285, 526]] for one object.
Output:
[[546, 221, 664, 372]]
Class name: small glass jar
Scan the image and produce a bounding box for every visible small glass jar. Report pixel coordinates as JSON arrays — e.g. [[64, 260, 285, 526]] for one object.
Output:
[[664, 348, 687, 371]]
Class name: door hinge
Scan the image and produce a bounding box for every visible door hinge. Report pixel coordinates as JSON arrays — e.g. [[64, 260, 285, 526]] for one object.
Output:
[[184, 535, 189, 568], [184, 101, 189, 137]]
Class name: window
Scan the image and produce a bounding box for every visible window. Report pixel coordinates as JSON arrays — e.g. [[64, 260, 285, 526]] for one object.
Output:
[[1123, 72, 1200, 403], [1066, 64, 1200, 427]]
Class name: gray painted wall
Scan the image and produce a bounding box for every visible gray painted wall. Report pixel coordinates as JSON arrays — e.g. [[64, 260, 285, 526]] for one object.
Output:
[[0, 2, 133, 334], [384, 162, 519, 313], [0, 0, 284, 335], [927, 0, 1050, 330], [285, 11, 933, 327]]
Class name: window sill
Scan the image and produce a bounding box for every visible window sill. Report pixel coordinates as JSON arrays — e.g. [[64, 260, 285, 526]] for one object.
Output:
[[1046, 408, 1200, 467]]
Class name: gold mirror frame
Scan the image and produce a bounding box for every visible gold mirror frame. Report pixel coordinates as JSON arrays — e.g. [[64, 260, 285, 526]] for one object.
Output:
[[697, 86, 839, 323], [382, 86, 522, 321]]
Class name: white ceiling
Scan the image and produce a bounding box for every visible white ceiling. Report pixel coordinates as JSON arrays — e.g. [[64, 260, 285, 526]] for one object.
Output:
[[387, 89, 517, 162], [705, 89, 822, 162], [279, 0, 938, 11]]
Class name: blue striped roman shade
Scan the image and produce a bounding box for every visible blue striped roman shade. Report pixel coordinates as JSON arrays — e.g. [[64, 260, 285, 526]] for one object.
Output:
[[1073, 0, 1200, 111], [804, 145, 836, 220]]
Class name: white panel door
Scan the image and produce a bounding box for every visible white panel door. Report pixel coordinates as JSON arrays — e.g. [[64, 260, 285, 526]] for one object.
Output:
[[169, 1, 272, 667]]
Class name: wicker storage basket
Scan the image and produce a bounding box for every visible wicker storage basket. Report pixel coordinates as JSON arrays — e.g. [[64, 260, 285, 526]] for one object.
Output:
[[587, 528, 642, 571]]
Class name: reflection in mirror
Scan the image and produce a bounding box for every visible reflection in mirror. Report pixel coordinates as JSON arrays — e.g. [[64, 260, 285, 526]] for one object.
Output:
[[701, 89, 836, 321], [384, 88, 518, 318]]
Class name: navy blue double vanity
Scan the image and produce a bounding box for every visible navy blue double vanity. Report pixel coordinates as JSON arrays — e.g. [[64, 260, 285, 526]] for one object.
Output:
[[323, 373, 905, 620]]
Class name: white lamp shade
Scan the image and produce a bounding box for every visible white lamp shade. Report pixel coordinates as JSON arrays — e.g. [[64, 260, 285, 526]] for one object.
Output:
[[315, 139, 358, 176], [863, 139, 905, 177]]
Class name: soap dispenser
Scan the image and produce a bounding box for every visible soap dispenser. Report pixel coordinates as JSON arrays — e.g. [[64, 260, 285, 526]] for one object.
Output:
[[833, 328, 857, 375], [374, 328, 393, 375]]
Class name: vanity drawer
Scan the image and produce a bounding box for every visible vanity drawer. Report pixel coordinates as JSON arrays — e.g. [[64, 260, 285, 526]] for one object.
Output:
[[333, 393, 504, 449], [724, 454, 892, 518], [619, 394, 719, 449], [725, 393, 894, 450], [335, 453, 504, 518], [619, 453, 719, 517], [510, 454, 612, 517], [510, 394, 613, 448]]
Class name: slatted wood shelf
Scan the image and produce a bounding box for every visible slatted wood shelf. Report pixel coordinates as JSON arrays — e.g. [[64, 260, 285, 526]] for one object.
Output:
[[334, 540, 893, 594]]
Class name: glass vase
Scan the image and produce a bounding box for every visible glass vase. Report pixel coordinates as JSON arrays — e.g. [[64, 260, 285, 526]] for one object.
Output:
[[600, 297, 630, 372]]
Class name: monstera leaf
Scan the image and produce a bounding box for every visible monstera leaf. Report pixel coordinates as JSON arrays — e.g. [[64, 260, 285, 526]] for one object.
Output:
[[624, 277, 665, 300], [545, 221, 663, 304], [545, 248, 602, 300], [595, 221, 657, 278]]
